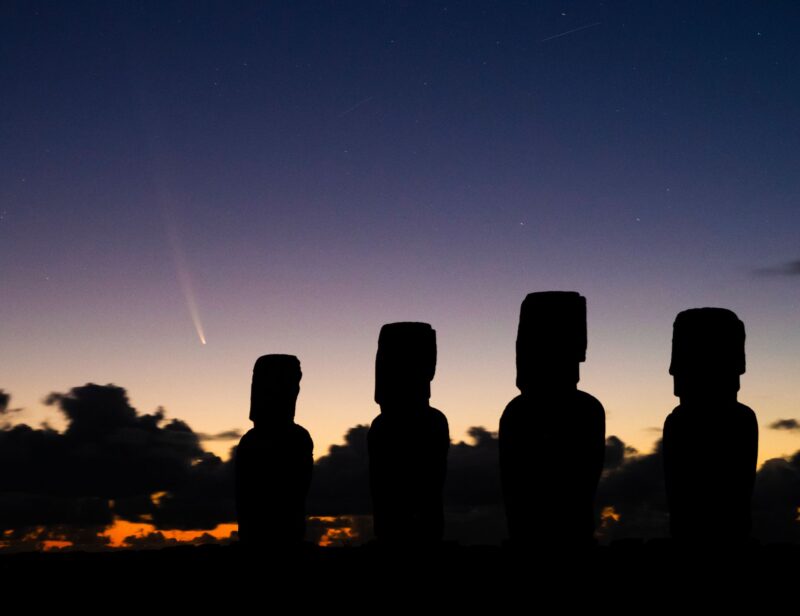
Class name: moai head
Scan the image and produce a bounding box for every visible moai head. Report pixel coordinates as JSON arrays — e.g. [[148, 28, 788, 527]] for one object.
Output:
[[516, 291, 587, 394], [374, 322, 437, 410], [669, 308, 745, 401], [250, 354, 302, 426]]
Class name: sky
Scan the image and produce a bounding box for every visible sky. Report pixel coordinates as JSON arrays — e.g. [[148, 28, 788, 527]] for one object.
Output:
[[2, 1, 800, 468]]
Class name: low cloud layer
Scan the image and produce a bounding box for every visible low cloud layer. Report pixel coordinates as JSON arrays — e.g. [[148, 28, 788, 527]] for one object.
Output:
[[0, 390, 22, 419], [769, 419, 800, 432], [0, 384, 236, 534], [2, 383, 800, 548], [197, 430, 243, 442]]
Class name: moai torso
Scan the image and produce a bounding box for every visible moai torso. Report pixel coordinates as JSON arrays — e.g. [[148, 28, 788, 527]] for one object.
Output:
[[500, 389, 605, 545], [368, 405, 449, 542]]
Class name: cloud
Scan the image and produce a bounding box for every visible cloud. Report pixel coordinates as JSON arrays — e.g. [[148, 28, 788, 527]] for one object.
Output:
[[752, 451, 800, 543], [0, 524, 111, 553], [306, 516, 372, 547], [146, 451, 235, 531], [769, 419, 800, 432], [596, 440, 669, 541], [596, 437, 800, 545], [308, 425, 371, 516], [197, 430, 243, 441], [41, 386, 204, 497], [4, 383, 800, 546], [753, 260, 800, 277], [120, 530, 234, 550], [0, 383, 233, 532], [0, 389, 23, 417], [0, 492, 113, 530], [603, 436, 638, 471], [445, 427, 501, 510], [442, 427, 504, 544]]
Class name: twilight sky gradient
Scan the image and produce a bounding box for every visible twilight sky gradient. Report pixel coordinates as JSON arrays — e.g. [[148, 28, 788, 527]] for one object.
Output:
[[2, 1, 799, 465]]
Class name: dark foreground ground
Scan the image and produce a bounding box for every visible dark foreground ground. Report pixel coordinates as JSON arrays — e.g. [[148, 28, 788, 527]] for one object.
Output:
[[2, 540, 798, 606]]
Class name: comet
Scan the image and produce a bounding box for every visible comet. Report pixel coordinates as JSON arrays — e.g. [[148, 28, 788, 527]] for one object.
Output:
[[131, 79, 209, 346], [165, 219, 207, 345]]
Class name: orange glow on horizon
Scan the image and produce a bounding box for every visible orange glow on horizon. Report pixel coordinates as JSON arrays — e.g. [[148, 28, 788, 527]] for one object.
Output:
[[0, 514, 369, 551], [600, 506, 621, 528], [101, 519, 238, 548], [150, 492, 168, 506], [43, 540, 73, 550], [0, 527, 77, 551], [309, 516, 358, 547]]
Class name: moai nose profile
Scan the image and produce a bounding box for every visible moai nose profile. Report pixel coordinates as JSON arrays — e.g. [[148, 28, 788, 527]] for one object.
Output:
[[669, 308, 746, 401], [374, 322, 437, 408], [250, 354, 302, 426], [515, 291, 588, 393]]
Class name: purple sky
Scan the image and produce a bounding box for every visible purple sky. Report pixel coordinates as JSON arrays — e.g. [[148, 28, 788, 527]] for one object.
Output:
[[2, 1, 800, 464]]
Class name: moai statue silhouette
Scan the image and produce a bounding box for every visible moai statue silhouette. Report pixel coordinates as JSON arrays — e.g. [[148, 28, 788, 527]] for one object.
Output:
[[664, 308, 758, 544], [499, 292, 606, 548], [368, 322, 450, 545], [235, 354, 313, 548]]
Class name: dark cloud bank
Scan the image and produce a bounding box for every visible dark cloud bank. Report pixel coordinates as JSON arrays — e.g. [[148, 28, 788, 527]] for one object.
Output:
[[2, 384, 800, 550]]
